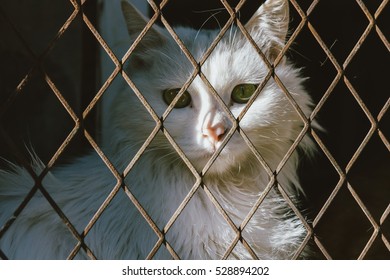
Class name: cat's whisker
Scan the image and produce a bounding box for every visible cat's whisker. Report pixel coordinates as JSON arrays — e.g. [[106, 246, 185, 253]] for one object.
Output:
[[194, 11, 223, 44], [232, 23, 239, 45], [154, 50, 183, 69], [192, 8, 226, 14], [155, 150, 180, 163]]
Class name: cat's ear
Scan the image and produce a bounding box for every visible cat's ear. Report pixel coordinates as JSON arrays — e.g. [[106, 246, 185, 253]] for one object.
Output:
[[245, 0, 289, 61], [121, 1, 165, 66]]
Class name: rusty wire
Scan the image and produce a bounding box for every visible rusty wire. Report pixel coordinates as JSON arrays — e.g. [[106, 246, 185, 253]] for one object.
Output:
[[0, 0, 389, 260], [305, 0, 389, 259], [0, 0, 97, 260]]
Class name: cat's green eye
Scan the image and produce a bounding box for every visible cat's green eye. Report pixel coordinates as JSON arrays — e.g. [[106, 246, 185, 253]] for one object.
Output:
[[163, 88, 192, 108], [231, 84, 258, 104]]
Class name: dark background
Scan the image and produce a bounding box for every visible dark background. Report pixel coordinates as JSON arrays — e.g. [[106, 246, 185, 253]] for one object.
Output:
[[0, 0, 388, 259]]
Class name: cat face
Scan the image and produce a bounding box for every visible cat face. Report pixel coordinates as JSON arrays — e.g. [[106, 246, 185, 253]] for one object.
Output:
[[117, 0, 312, 174]]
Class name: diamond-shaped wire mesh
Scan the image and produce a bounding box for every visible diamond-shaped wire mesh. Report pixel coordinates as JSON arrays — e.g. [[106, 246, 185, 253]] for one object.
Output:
[[0, 0, 388, 259]]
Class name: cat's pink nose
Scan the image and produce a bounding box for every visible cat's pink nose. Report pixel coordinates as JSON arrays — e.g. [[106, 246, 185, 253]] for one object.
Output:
[[202, 123, 226, 144]]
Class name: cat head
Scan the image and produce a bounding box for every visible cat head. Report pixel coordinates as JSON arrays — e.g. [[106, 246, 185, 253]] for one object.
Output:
[[113, 0, 313, 176]]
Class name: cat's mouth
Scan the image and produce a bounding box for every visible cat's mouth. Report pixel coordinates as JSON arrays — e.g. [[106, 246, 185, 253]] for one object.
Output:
[[184, 136, 248, 174]]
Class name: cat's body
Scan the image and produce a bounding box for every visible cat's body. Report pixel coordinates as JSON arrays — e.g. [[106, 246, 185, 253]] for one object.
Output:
[[0, 0, 316, 259]]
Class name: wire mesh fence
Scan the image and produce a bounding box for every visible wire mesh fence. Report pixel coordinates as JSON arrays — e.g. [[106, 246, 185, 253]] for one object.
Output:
[[0, 0, 388, 259]]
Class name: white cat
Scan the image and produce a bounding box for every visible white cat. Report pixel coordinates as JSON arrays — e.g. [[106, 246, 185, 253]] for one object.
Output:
[[0, 0, 316, 259]]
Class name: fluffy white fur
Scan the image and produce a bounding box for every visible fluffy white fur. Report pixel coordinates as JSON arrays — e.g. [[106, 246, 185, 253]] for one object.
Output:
[[0, 0, 316, 259]]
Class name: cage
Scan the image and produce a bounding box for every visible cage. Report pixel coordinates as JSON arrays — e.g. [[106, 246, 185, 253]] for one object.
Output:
[[0, 0, 388, 259]]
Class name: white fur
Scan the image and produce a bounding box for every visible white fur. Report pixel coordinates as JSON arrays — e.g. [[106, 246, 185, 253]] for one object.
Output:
[[0, 0, 316, 259]]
